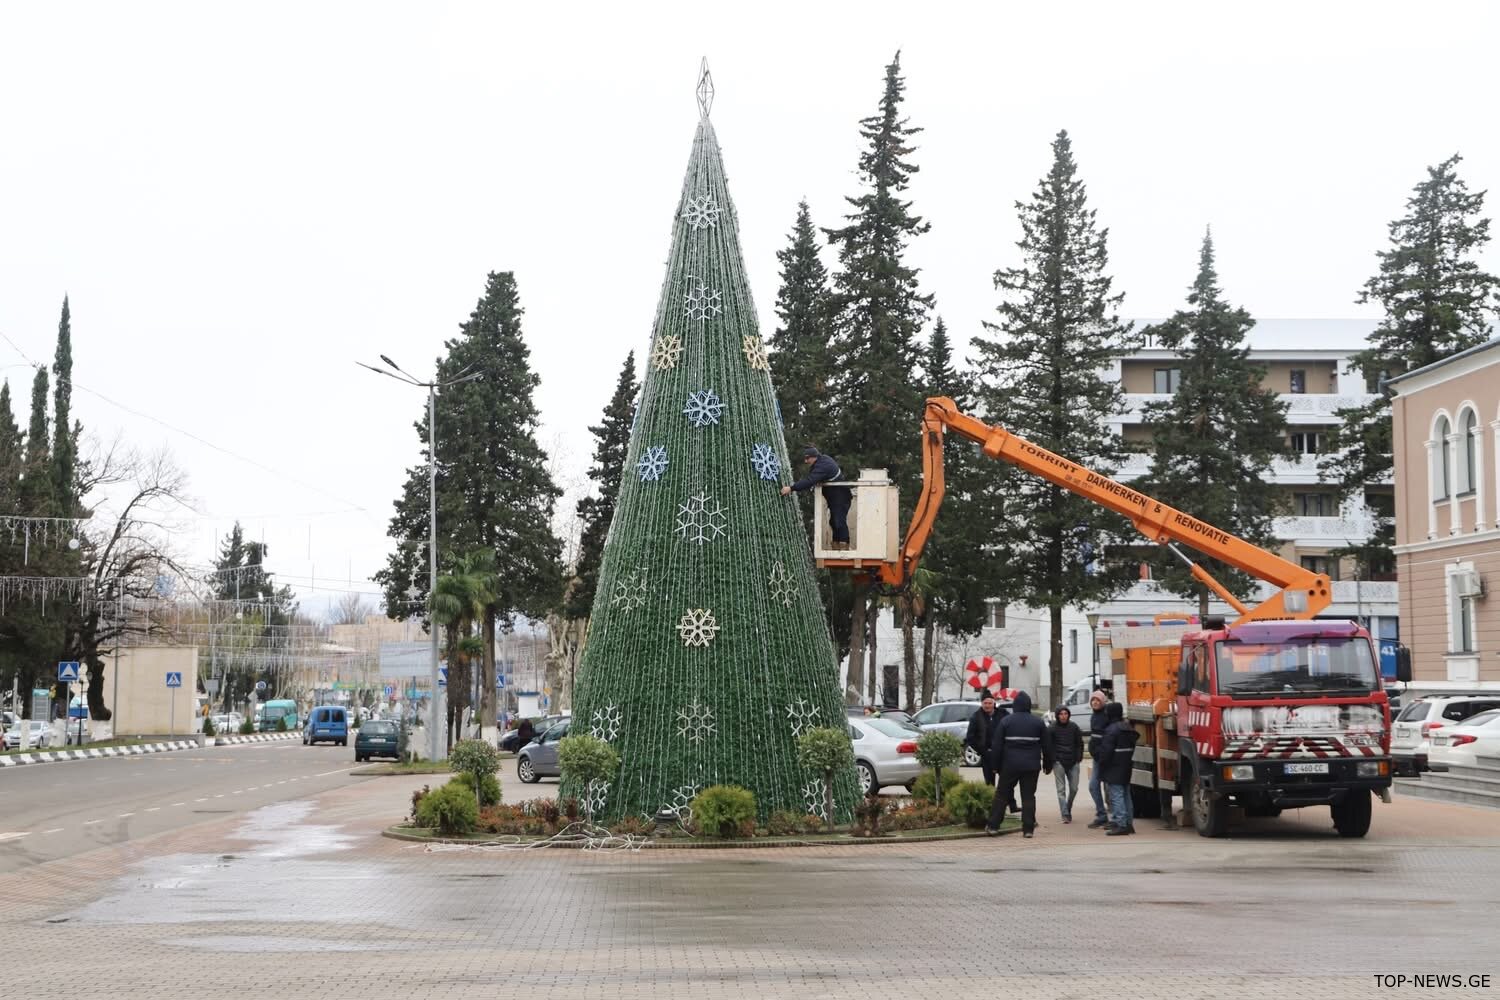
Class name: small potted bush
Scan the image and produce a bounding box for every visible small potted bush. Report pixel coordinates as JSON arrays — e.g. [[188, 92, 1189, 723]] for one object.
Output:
[[796, 726, 855, 825], [915, 731, 964, 806], [557, 733, 620, 824]]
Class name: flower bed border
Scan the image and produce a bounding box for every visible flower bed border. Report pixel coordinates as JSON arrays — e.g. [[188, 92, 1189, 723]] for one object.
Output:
[[382, 820, 1017, 849]]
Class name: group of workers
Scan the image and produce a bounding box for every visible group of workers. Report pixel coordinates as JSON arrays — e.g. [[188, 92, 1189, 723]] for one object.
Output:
[[963, 688, 1140, 838]]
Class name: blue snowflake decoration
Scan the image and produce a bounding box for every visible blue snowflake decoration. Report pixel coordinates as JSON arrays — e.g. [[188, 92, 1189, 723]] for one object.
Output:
[[750, 444, 780, 481], [682, 389, 725, 428], [637, 445, 669, 482]]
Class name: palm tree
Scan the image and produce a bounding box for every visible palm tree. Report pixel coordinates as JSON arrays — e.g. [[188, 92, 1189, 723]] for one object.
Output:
[[432, 549, 497, 750]]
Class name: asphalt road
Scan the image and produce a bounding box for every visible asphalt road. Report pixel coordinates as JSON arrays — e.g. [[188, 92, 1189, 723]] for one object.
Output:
[[0, 740, 358, 873]]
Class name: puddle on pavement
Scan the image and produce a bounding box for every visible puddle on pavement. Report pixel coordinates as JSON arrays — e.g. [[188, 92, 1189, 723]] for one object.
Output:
[[58, 800, 380, 927]]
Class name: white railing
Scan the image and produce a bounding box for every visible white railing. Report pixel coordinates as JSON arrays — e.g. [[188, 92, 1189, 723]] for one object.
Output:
[[1116, 453, 1326, 480], [1331, 580, 1399, 606], [1120, 392, 1380, 423], [1271, 515, 1376, 542]]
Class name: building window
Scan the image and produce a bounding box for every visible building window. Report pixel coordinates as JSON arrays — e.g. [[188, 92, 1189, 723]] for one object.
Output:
[[1433, 415, 1451, 500], [1294, 492, 1334, 517], [1290, 431, 1326, 455], [1457, 598, 1475, 653], [1068, 629, 1078, 664], [985, 602, 1006, 629], [1362, 367, 1389, 394], [1300, 555, 1340, 582], [1152, 368, 1181, 394], [1459, 409, 1477, 495], [1449, 567, 1481, 654], [1289, 369, 1307, 394]]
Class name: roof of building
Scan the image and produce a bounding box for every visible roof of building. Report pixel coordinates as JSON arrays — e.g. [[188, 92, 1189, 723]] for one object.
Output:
[[1385, 335, 1500, 389]]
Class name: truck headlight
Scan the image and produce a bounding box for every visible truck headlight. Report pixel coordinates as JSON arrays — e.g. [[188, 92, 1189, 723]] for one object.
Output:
[[1222, 765, 1255, 781], [1357, 761, 1388, 778]]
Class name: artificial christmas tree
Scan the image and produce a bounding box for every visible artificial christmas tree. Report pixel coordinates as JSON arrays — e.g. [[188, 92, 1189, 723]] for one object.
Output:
[[566, 65, 857, 824]]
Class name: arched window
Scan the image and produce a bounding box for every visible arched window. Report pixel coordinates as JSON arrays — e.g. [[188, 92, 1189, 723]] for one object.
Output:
[[1434, 415, 1451, 500], [1460, 409, 1478, 494]]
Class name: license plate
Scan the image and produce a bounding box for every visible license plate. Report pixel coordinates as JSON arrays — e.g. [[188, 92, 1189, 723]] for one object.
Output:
[[1284, 762, 1329, 775], [1432, 735, 1448, 746]]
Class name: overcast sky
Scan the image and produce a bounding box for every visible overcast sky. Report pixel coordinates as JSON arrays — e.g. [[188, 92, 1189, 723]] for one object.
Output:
[[1, 1, 1497, 618]]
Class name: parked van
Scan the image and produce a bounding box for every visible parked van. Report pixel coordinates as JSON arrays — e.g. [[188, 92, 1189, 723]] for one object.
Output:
[[259, 699, 299, 732], [303, 706, 348, 746]]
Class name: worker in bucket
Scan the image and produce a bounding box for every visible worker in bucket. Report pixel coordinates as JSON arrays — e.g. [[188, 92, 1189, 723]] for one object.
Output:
[[781, 446, 853, 550]]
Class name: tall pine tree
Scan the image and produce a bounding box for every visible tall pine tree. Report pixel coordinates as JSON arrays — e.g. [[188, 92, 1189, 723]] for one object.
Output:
[[973, 130, 1138, 703], [1324, 154, 1498, 569], [825, 52, 934, 700], [770, 199, 834, 460], [567, 351, 639, 622], [0, 381, 20, 513], [1139, 230, 1288, 614], [51, 297, 77, 515], [376, 272, 563, 731]]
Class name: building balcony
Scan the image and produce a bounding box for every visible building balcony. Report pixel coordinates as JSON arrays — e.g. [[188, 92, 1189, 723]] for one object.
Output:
[[1271, 513, 1376, 543], [1118, 391, 1379, 425], [1115, 452, 1327, 482]]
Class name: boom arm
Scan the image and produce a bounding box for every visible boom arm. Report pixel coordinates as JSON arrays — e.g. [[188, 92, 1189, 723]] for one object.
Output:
[[872, 397, 1331, 623]]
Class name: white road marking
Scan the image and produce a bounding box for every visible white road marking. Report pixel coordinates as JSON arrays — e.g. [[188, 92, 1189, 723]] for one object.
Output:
[[170, 802, 185, 807], [0, 832, 29, 842], [117, 812, 134, 818], [193, 798, 207, 802], [42, 828, 63, 835], [145, 807, 161, 812], [82, 819, 102, 826], [315, 769, 351, 776]]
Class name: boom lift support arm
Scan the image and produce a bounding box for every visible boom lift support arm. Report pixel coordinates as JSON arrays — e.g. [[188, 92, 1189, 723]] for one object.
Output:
[[857, 397, 1331, 624]]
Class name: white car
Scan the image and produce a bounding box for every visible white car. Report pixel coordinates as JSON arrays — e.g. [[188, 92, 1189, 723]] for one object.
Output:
[[912, 699, 1014, 766], [848, 716, 925, 795], [1392, 695, 1500, 774], [3, 721, 54, 749], [1428, 709, 1500, 770]]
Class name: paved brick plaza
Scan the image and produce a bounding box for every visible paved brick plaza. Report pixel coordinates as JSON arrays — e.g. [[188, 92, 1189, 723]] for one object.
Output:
[[1, 772, 1494, 999]]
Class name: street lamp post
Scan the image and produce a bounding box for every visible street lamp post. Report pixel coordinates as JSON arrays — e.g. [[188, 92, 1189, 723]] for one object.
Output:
[[1085, 612, 1101, 692], [359, 355, 481, 762]]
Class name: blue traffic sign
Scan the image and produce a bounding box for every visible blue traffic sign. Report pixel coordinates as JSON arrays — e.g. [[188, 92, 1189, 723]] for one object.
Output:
[[165, 671, 183, 688], [57, 661, 80, 683], [496, 673, 507, 689], [438, 667, 448, 687], [384, 685, 394, 698]]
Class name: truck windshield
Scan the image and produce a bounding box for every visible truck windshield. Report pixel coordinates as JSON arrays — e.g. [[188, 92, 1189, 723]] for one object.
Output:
[[1214, 637, 1379, 695]]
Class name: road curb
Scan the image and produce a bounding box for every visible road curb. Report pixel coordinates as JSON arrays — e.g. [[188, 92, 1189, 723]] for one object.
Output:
[[381, 823, 1009, 849], [0, 731, 300, 768]]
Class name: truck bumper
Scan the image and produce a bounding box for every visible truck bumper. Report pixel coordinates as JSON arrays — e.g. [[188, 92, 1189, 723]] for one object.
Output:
[[1202, 757, 1394, 806]]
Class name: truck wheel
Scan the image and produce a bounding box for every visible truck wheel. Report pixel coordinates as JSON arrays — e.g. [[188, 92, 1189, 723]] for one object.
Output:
[[1131, 784, 1162, 819], [1331, 789, 1372, 838], [1188, 766, 1229, 838]]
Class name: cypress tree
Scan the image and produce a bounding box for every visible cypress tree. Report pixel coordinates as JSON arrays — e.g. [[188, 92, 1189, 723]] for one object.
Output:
[[769, 199, 834, 462], [51, 297, 77, 514], [1138, 231, 1288, 614], [824, 52, 934, 700], [565, 79, 857, 821], [0, 381, 21, 512], [972, 130, 1138, 703], [19, 366, 51, 514], [1324, 154, 1498, 569], [567, 351, 639, 622]]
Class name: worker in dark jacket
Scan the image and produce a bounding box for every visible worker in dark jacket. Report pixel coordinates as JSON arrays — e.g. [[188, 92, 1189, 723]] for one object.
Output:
[[1045, 706, 1085, 823], [1096, 701, 1139, 836], [986, 691, 1048, 838], [781, 447, 853, 548], [964, 693, 1006, 788], [1086, 689, 1113, 828]]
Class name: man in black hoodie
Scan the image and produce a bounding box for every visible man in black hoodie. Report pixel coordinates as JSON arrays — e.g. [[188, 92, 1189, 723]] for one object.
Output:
[[985, 691, 1048, 838], [1096, 701, 1139, 835], [1045, 706, 1085, 823]]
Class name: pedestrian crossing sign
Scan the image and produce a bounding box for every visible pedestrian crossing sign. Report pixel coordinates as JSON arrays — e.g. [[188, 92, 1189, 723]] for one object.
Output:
[[57, 661, 80, 682], [165, 672, 183, 688]]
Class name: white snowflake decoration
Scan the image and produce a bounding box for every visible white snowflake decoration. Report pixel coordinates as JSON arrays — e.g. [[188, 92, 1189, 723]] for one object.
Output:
[[650, 334, 684, 371], [665, 783, 702, 821], [750, 443, 780, 482], [802, 778, 829, 820], [675, 491, 728, 545], [609, 567, 649, 614], [584, 778, 610, 818], [676, 703, 716, 744], [676, 607, 720, 648], [681, 194, 722, 230], [742, 335, 770, 371], [682, 389, 725, 427], [683, 279, 723, 323], [786, 699, 821, 738], [590, 704, 623, 743], [768, 561, 797, 608], [637, 445, 669, 481]]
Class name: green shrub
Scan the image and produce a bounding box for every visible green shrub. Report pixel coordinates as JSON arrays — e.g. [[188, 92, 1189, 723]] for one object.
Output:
[[691, 785, 757, 838], [910, 768, 963, 804], [201, 716, 216, 737], [409, 784, 430, 822], [915, 731, 965, 804], [853, 794, 889, 837], [448, 738, 502, 809], [796, 727, 854, 822], [351, 714, 362, 730], [766, 810, 803, 837], [451, 771, 502, 807], [238, 719, 254, 735], [886, 801, 953, 831], [415, 781, 478, 835], [557, 734, 620, 820], [276, 716, 288, 732], [945, 780, 995, 829]]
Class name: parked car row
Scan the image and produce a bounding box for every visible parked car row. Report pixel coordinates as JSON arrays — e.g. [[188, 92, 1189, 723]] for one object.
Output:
[[1392, 693, 1500, 775]]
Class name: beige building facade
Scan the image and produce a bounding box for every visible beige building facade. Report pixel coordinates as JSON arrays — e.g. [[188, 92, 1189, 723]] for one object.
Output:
[[1390, 337, 1500, 689]]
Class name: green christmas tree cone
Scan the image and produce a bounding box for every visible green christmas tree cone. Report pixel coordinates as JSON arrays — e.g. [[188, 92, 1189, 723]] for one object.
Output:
[[565, 74, 858, 826]]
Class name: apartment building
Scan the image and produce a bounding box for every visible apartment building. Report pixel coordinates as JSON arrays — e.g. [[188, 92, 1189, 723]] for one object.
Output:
[[1096, 319, 1400, 654], [1389, 337, 1500, 689]]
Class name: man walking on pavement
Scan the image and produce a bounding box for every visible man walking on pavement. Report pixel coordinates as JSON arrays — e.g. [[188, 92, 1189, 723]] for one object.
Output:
[[1046, 705, 1085, 823], [965, 692, 1005, 788], [781, 447, 853, 549], [1098, 701, 1139, 835], [1086, 689, 1113, 829], [985, 691, 1048, 838]]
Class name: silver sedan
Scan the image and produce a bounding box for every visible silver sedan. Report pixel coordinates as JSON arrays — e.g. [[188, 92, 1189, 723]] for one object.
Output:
[[848, 716, 925, 795]]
